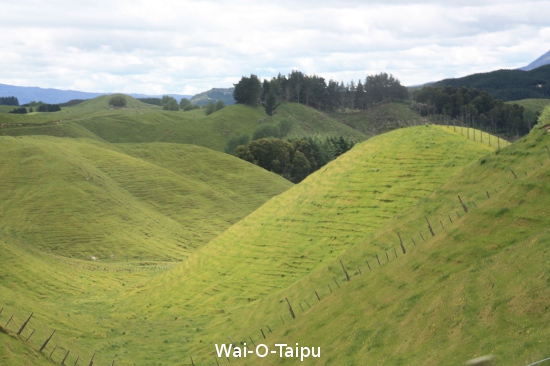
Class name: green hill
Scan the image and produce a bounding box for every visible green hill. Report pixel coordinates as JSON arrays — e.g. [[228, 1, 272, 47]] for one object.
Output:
[[0, 136, 291, 259], [330, 101, 429, 137], [433, 64, 550, 101], [0, 96, 368, 151], [506, 98, 550, 114], [105, 125, 495, 364], [0, 125, 494, 366], [204, 128, 550, 366]]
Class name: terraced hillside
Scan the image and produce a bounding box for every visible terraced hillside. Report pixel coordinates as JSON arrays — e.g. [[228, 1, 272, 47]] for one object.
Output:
[[1, 124, 521, 366], [0, 136, 292, 258], [0, 95, 367, 151], [209, 128, 549, 366], [104, 125, 495, 363]]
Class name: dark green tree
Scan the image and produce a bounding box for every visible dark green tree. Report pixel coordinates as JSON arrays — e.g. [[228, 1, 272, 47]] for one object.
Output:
[[233, 74, 262, 107], [179, 98, 191, 109], [252, 123, 281, 140], [162, 95, 179, 111], [109, 94, 127, 108], [264, 89, 279, 116]]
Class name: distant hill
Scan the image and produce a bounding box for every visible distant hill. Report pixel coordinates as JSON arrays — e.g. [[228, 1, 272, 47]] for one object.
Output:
[[518, 50, 550, 71], [433, 64, 550, 101], [0, 83, 191, 104], [190, 87, 235, 106]]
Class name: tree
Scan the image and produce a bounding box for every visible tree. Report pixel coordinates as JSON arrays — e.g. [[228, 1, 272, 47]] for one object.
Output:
[[278, 119, 294, 137], [264, 89, 279, 116], [233, 74, 262, 107], [290, 151, 312, 182], [252, 124, 280, 140], [0, 96, 19, 106], [162, 95, 179, 111], [215, 100, 225, 111], [204, 101, 217, 115], [225, 134, 250, 154], [179, 98, 191, 109], [109, 94, 127, 108]]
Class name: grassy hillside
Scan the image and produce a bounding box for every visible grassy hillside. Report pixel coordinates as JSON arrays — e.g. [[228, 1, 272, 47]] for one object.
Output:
[[433, 64, 550, 101], [0, 136, 291, 259], [0, 95, 367, 151], [210, 128, 550, 366], [104, 125, 495, 364], [331, 101, 429, 137], [0, 125, 495, 366], [507, 98, 550, 114], [272, 102, 368, 140]]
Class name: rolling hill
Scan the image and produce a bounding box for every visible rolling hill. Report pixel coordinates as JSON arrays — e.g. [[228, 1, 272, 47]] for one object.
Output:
[[1, 89, 547, 366], [0, 95, 368, 152], [0, 124, 497, 366], [432, 64, 550, 101], [0, 136, 292, 259], [105, 125, 496, 364], [240, 126, 550, 366]]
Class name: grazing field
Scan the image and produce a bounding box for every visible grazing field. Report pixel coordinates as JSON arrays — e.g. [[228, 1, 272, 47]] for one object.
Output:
[[0, 136, 291, 258], [105, 125, 495, 364], [507, 98, 550, 114], [234, 127, 550, 366], [2, 113, 546, 366], [0, 95, 368, 151]]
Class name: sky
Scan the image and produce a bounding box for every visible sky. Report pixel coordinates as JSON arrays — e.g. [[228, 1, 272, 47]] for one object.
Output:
[[1, 0, 549, 96]]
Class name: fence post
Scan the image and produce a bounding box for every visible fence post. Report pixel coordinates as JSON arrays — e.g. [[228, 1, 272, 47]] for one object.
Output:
[[17, 312, 33, 335], [425, 216, 435, 236], [340, 260, 350, 281], [286, 297, 296, 319], [397, 232, 406, 254], [39, 329, 55, 352], [458, 195, 468, 213], [88, 350, 96, 366], [61, 350, 70, 365]]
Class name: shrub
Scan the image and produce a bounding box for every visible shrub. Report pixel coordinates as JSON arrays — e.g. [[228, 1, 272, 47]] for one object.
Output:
[[109, 95, 127, 108]]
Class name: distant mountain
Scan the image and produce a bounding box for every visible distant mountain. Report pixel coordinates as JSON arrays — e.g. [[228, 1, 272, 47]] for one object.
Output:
[[190, 87, 235, 106], [432, 64, 550, 101], [0, 83, 191, 105], [519, 50, 550, 71]]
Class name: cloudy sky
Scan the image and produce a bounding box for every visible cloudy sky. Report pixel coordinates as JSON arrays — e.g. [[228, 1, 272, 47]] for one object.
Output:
[[1, 0, 549, 95]]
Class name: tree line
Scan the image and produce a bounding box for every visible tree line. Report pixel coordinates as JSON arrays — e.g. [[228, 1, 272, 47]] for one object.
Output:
[[433, 64, 550, 101], [8, 102, 61, 114], [0, 96, 19, 106], [234, 136, 355, 183], [136, 96, 223, 113], [412, 86, 534, 136], [233, 71, 408, 115]]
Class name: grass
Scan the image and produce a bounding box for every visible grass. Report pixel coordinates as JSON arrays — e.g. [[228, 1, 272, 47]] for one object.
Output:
[[105, 125, 494, 364], [2, 98, 546, 365], [329, 101, 429, 137], [0, 136, 291, 259], [0, 124, 494, 365], [507, 98, 550, 114], [0, 95, 368, 152], [211, 128, 550, 366]]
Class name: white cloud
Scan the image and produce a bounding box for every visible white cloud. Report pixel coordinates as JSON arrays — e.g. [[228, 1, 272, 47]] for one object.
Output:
[[0, 0, 549, 94]]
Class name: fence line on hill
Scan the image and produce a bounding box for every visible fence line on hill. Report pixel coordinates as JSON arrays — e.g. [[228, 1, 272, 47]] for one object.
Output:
[[191, 148, 548, 365], [0, 304, 119, 365]]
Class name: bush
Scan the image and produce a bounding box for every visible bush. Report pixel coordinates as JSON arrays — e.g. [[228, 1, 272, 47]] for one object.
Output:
[[278, 119, 294, 137], [252, 123, 280, 140], [9, 107, 27, 114], [109, 95, 127, 108], [225, 134, 250, 154]]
